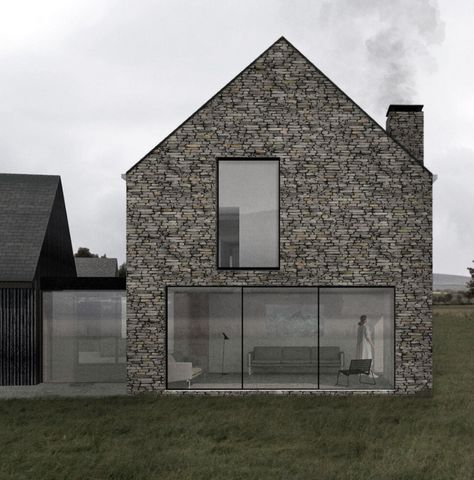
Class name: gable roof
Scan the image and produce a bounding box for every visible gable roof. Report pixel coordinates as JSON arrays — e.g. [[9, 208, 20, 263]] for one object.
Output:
[[126, 36, 432, 177], [0, 173, 61, 282], [75, 257, 118, 277]]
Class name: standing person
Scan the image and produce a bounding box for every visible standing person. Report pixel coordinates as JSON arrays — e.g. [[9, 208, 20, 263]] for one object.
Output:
[[356, 315, 375, 372]]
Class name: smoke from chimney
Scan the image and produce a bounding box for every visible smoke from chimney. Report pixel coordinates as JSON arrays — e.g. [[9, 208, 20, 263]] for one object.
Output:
[[364, 0, 445, 111]]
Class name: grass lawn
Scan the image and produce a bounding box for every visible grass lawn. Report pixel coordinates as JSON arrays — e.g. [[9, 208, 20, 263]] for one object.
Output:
[[1, 306, 473, 480]]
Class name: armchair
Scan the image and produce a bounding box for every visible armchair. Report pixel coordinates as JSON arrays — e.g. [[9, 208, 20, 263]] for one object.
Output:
[[168, 355, 203, 388]]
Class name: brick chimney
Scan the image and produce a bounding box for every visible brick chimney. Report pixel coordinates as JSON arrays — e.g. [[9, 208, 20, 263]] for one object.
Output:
[[386, 105, 424, 164]]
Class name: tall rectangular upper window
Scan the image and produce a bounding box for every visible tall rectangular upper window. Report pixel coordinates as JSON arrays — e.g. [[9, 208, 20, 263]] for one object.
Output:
[[217, 159, 279, 269]]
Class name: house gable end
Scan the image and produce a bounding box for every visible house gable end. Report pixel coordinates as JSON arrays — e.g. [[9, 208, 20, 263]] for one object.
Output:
[[35, 180, 76, 280], [126, 37, 432, 181], [125, 38, 433, 395]]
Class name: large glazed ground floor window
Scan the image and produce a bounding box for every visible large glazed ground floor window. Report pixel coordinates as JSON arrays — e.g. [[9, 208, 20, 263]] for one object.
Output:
[[167, 287, 242, 389], [167, 287, 394, 390], [43, 290, 126, 383]]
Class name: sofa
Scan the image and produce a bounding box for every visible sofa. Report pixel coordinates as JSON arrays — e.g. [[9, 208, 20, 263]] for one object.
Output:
[[248, 346, 344, 375], [167, 355, 203, 388]]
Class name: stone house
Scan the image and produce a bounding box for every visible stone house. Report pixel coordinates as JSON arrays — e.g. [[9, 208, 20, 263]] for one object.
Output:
[[125, 37, 432, 395]]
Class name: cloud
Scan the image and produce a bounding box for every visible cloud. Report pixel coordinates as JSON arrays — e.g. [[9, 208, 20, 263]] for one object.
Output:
[[0, 0, 112, 53], [2, 0, 471, 276], [433, 147, 474, 275]]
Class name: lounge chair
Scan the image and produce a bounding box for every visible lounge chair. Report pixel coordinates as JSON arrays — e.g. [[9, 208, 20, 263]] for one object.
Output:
[[336, 359, 376, 387]]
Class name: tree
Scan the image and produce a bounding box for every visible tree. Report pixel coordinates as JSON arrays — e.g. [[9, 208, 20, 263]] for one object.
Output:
[[468, 261, 474, 298], [118, 262, 127, 278], [74, 247, 99, 258]]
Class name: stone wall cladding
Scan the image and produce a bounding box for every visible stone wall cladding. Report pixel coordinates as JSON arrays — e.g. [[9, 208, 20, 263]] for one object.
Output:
[[126, 38, 432, 395], [386, 110, 424, 163]]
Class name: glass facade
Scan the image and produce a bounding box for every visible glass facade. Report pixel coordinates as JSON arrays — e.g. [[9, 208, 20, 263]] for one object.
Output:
[[167, 287, 242, 389], [218, 160, 279, 268], [43, 290, 126, 383], [167, 287, 394, 390], [320, 288, 395, 389]]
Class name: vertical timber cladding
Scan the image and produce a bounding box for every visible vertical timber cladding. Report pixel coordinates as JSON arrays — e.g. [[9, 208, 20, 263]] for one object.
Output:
[[0, 288, 41, 385]]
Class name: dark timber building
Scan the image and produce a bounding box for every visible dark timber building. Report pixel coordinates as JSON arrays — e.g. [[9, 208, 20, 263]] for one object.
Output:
[[0, 174, 126, 386], [0, 174, 76, 385]]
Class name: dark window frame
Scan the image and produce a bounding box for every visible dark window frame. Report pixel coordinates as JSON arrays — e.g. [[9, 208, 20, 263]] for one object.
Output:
[[165, 285, 396, 391], [216, 157, 281, 270]]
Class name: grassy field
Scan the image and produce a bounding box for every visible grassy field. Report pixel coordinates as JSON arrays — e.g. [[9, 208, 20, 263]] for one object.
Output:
[[1, 306, 473, 480]]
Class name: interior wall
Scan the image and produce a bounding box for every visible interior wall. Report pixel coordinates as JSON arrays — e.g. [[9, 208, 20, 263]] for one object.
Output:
[[208, 292, 241, 373], [239, 210, 278, 267], [173, 292, 209, 369], [170, 288, 242, 374], [243, 289, 318, 371]]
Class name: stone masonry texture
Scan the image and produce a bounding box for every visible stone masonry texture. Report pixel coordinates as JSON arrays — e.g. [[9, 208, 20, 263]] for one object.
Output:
[[126, 38, 432, 395], [386, 109, 424, 164]]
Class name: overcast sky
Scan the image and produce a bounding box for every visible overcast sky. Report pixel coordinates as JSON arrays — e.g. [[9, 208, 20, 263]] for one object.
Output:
[[1, 0, 472, 276]]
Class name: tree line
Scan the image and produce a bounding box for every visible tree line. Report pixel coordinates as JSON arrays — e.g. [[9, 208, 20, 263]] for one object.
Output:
[[72, 247, 474, 297]]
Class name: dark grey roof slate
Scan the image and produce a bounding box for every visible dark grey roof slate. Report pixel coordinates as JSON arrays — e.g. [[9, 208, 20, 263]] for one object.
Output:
[[75, 257, 118, 277], [0, 173, 60, 282]]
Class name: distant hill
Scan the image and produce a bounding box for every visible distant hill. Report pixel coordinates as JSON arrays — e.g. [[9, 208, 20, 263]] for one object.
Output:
[[433, 273, 471, 292]]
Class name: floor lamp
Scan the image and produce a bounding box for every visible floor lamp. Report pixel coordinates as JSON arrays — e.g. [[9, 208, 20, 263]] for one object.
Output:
[[221, 332, 229, 375]]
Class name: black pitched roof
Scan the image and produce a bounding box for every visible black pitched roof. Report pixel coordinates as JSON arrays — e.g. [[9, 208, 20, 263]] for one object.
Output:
[[126, 36, 432, 177], [75, 257, 118, 277], [0, 174, 62, 282]]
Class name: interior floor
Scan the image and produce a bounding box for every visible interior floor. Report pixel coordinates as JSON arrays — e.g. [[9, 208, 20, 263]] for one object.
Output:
[[168, 372, 393, 390]]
